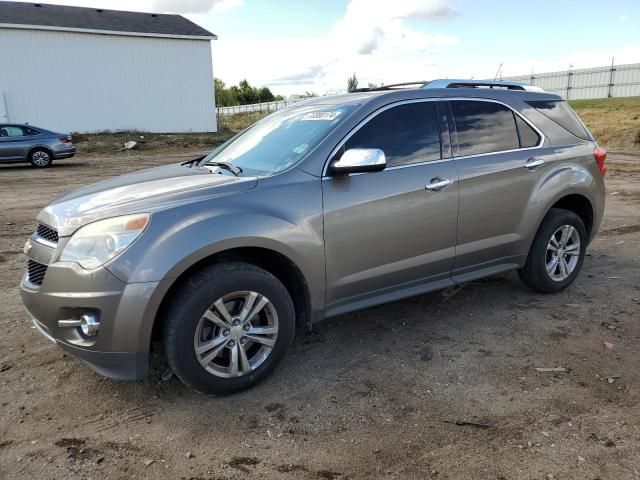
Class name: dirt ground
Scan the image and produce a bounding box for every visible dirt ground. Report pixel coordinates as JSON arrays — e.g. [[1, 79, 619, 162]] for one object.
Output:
[[0, 150, 638, 480]]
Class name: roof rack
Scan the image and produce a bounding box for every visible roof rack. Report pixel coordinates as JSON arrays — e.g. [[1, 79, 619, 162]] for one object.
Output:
[[424, 79, 544, 92], [352, 81, 430, 92], [351, 79, 544, 93]]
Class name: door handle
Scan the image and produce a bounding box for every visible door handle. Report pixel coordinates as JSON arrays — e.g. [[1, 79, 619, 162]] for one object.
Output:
[[524, 157, 545, 170], [425, 178, 454, 191]]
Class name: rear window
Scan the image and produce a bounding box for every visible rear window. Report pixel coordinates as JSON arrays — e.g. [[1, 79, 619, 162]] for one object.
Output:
[[526, 100, 591, 140]]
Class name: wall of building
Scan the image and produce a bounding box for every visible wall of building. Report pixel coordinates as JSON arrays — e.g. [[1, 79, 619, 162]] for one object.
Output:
[[0, 27, 216, 133]]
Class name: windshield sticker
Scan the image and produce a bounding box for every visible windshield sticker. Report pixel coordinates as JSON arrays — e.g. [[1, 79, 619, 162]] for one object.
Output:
[[301, 111, 342, 121]]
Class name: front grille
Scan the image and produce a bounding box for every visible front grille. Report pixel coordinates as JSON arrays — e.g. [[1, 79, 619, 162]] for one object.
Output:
[[27, 260, 48, 286], [35, 224, 59, 244]]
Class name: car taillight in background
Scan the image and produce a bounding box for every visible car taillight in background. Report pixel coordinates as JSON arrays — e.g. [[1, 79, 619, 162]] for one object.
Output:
[[593, 147, 607, 176], [59, 135, 72, 144]]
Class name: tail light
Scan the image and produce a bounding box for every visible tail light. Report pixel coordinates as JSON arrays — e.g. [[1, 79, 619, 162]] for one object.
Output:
[[59, 135, 72, 144], [593, 147, 606, 176]]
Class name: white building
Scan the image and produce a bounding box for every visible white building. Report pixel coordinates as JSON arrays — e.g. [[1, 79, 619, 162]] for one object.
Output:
[[0, 1, 217, 133]]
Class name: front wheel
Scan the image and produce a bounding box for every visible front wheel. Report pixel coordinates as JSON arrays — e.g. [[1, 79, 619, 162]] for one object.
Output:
[[163, 262, 295, 395], [518, 208, 588, 293]]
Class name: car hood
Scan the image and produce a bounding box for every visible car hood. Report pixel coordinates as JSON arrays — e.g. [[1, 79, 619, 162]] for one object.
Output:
[[38, 162, 257, 236]]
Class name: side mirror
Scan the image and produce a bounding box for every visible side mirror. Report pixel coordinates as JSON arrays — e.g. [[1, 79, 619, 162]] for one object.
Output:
[[330, 148, 386, 175]]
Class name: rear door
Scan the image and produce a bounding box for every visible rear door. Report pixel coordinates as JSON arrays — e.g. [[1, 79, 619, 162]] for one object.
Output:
[[0, 125, 29, 160], [322, 100, 459, 314], [446, 98, 556, 279]]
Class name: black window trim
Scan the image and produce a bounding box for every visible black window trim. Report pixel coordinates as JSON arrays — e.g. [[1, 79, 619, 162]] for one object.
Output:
[[322, 98, 450, 178], [446, 98, 545, 159]]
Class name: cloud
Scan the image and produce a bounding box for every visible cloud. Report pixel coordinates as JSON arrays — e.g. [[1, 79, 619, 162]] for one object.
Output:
[[151, 0, 243, 14], [619, 15, 628, 22], [214, 1, 460, 95], [268, 65, 328, 86], [330, 0, 459, 56]]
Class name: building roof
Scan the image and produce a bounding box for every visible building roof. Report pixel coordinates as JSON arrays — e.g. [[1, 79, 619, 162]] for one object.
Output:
[[0, 1, 217, 39]]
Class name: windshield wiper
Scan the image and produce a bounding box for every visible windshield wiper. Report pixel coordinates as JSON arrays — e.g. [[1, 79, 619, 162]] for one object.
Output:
[[204, 161, 243, 177], [181, 156, 204, 167]]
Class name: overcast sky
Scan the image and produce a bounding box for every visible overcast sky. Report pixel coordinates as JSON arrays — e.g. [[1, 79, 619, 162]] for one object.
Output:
[[4, 0, 639, 95]]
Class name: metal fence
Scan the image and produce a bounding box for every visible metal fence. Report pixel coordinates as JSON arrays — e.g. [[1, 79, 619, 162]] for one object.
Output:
[[502, 62, 640, 100], [216, 62, 640, 117], [217, 99, 303, 116]]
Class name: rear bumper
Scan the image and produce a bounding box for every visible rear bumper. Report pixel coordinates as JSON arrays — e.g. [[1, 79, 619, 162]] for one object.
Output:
[[53, 145, 76, 159]]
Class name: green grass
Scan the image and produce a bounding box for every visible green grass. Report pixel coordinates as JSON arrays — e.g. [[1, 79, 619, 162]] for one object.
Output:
[[569, 96, 640, 151]]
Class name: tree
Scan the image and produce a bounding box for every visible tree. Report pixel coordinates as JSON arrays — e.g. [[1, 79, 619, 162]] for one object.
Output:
[[214, 78, 237, 107], [347, 73, 359, 92], [214, 79, 281, 107], [257, 87, 276, 103]]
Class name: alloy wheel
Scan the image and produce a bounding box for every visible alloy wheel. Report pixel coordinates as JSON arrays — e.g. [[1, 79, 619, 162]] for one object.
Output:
[[545, 225, 580, 281], [193, 291, 279, 378]]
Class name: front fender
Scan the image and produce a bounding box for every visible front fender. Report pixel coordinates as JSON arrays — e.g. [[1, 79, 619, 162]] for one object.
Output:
[[105, 175, 325, 345]]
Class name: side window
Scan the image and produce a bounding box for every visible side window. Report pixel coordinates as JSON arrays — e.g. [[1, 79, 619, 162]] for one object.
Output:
[[0, 126, 26, 137], [345, 102, 441, 167], [450, 100, 519, 156], [515, 115, 540, 148]]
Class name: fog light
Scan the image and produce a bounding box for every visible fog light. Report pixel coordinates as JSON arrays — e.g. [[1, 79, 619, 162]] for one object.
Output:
[[80, 313, 100, 337]]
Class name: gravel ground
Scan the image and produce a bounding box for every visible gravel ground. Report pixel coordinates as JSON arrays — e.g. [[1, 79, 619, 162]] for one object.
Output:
[[0, 151, 638, 480]]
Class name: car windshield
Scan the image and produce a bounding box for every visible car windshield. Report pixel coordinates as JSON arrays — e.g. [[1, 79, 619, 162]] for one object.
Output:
[[200, 104, 355, 176]]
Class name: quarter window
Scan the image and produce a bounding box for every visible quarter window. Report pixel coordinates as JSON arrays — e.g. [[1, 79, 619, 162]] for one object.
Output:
[[450, 101, 520, 156], [344, 102, 441, 167], [515, 115, 540, 148]]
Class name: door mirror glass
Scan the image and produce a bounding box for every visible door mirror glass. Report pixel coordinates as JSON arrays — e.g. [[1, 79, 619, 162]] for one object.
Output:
[[331, 148, 386, 175]]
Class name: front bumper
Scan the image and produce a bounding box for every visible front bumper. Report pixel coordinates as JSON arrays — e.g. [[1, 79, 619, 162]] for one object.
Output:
[[30, 317, 149, 379], [20, 241, 160, 380]]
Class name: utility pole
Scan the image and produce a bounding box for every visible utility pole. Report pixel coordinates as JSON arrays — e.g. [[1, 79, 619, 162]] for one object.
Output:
[[530, 66, 535, 87], [608, 56, 615, 98], [566, 64, 573, 100], [493, 63, 503, 81]]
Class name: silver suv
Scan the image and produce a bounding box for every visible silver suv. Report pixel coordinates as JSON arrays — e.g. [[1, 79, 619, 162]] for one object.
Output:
[[20, 80, 606, 394]]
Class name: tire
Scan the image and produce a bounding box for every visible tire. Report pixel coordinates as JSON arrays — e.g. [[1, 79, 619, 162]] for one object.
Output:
[[518, 208, 588, 293], [163, 262, 295, 395], [30, 148, 53, 168]]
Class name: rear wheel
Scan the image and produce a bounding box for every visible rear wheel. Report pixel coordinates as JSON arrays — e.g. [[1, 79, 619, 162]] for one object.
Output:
[[518, 208, 587, 293], [30, 148, 52, 168], [163, 262, 295, 395]]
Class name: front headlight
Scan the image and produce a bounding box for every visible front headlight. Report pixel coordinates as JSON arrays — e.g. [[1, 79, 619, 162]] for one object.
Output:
[[60, 214, 150, 270]]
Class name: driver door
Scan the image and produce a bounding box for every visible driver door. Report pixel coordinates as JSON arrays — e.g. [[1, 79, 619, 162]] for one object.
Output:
[[322, 100, 459, 315]]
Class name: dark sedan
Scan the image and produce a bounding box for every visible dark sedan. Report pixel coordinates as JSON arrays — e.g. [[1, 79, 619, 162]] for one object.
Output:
[[0, 124, 76, 168]]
